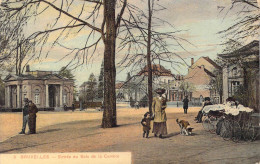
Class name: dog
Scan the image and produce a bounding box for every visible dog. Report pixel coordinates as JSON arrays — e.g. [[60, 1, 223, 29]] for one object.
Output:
[[176, 119, 194, 136]]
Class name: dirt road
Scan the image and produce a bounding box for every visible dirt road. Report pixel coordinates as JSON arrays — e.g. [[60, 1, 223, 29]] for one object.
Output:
[[0, 107, 259, 164]]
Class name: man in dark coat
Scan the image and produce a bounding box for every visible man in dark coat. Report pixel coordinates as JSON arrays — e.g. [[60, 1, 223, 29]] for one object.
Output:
[[19, 98, 29, 134], [28, 101, 38, 134], [182, 96, 189, 114]]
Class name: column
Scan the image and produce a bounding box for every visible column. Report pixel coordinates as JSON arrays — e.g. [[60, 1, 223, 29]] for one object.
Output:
[[46, 84, 49, 107], [60, 85, 63, 107], [27, 84, 32, 101], [223, 66, 229, 103], [17, 85, 20, 108], [5, 86, 9, 108]]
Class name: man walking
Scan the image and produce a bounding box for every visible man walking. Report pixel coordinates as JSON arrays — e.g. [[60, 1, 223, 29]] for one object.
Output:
[[28, 100, 38, 134], [182, 96, 189, 114], [19, 98, 29, 134]]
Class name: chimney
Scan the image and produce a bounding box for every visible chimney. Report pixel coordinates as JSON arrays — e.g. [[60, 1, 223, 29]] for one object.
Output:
[[191, 58, 194, 66], [26, 65, 30, 72]]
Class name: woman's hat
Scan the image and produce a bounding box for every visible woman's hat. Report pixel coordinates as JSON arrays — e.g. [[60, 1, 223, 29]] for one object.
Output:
[[155, 88, 165, 94]]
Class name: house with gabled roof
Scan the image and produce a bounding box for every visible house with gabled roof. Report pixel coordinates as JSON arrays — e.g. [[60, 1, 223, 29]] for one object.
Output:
[[185, 57, 221, 103], [4, 66, 74, 110]]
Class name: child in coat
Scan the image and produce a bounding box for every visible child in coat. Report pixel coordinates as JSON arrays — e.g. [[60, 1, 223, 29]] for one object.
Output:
[[141, 112, 151, 138]]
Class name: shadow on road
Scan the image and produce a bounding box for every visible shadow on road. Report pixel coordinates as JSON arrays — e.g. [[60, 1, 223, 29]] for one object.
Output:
[[37, 128, 62, 134], [163, 132, 179, 138]]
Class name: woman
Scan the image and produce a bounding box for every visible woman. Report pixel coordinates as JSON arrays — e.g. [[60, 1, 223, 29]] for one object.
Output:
[[152, 88, 167, 138]]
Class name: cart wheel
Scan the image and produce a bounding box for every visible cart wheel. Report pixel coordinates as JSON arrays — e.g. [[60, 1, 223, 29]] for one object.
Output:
[[202, 117, 210, 132], [231, 120, 241, 142], [220, 120, 232, 141]]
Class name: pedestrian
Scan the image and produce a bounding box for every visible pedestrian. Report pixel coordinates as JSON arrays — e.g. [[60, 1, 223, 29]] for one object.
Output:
[[72, 103, 75, 112], [19, 98, 29, 134], [28, 100, 38, 134], [135, 101, 139, 109], [141, 112, 152, 138], [152, 88, 167, 138], [194, 97, 213, 123], [182, 95, 189, 114]]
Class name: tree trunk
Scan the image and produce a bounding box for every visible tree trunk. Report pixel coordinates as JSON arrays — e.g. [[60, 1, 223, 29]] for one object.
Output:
[[102, 0, 117, 128], [147, 0, 153, 114], [16, 40, 19, 75], [243, 67, 249, 107]]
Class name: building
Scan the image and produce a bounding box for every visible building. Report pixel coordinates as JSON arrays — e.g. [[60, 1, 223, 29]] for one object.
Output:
[[116, 64, 184, 102], [219, 40, 259, 111], [4, 66, 74, 110], [184, 57, 221, 103]]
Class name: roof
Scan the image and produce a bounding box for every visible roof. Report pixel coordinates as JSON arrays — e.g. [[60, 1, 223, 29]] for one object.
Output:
[[4, 72, 70, 82], [218, 40, 259, 58], [201, 57, 221, 70], [138, 64, 174, 77], [203, 67, 216, 77]]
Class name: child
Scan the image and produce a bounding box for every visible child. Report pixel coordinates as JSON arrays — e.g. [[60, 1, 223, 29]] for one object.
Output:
[[141, 112, 151, 138]]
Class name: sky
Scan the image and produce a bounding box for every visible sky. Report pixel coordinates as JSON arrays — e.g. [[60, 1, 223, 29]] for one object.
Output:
[[1, 0, 259, 88]]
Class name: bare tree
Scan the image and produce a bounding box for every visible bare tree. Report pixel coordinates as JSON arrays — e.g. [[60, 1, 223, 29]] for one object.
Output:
[[1, 0, 129, 128], [117, 0, 190, 113], [0, 7, 35, 75], [218, 0, 259, 42]]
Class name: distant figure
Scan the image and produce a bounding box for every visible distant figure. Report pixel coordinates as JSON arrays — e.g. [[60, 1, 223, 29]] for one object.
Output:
[[182, 96, 189, 114], [28, 101, 38, 134], [195, 97, 213, 123], [19, 98, 29, 134], [152, 88, 167, 138], [72, 104, 75, 112], [135, 102, 139, 109], [80, 101, 83, 111], [141, 112, 152, 138]]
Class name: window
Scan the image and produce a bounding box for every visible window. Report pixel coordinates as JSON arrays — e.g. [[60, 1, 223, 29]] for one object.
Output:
[[34, 89, 40, 104], [63, 94, 67, 104], [232, 67, 238, 77], [35, 94, 40, 104]]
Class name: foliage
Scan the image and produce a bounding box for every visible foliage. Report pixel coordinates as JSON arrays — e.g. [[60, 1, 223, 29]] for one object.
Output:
[[97, 61, 104, 100], [179, 81, 195, 96], [58, 66, 78, 102], [59, 67, 75, 80], [233, 85, 248, 107], [86, 73, 97, 102], [209, 69, 223, 103]]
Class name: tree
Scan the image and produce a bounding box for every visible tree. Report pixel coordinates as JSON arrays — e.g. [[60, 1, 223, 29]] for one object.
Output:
[[0, 8, 35, 75], [118, 0, 189, 113], [218, 0, 259, 43], [1, 0, 128, 128], [59, 67, 75, 80], [86, 73, 97, 102], [179, 81, 195, 97], [59, 66, 78, 102], [209, 69, 223, 103], [97, 60, 104, 100]]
